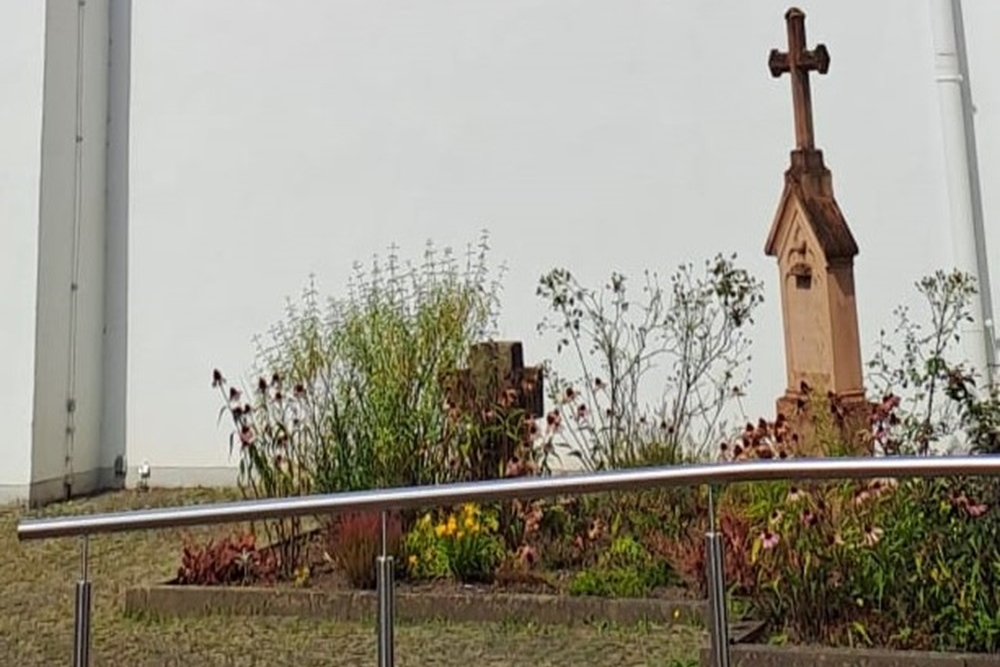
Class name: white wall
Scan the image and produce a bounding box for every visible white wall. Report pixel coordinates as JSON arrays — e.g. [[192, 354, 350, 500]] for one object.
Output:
[[124, 0, 1000, 484], [4, 2, 994, 491], [0, 3, 44, 501]]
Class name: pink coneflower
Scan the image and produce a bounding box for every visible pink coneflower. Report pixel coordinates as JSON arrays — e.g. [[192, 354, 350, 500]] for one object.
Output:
[[761, 531, 780, 550], [502, 387, 519, 407], [863, 525, 884, 547], [545, 410, 562, 434], [505, 458, 525, 478], [869, 478, 897, 495], [587, 519, 605, 541], [768, 510, 784, 526], [966, 502, 988, 518], [516, 545, 537, 567], [953, 491, 988, 518]]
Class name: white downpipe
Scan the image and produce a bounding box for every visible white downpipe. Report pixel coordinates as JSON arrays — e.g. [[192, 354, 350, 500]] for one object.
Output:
[[930, 0, 998, 387]]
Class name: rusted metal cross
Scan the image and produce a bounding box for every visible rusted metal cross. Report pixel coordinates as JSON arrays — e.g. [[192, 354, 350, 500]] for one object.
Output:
[[768, 7, 830, 150]]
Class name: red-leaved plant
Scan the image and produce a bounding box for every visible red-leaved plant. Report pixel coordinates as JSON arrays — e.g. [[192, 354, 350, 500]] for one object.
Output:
[[325, 512, 403, 590], [176, 531, 277, 586]]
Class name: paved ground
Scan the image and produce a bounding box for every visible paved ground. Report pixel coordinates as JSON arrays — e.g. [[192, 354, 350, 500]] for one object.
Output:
[[1, 488, 703, 666]]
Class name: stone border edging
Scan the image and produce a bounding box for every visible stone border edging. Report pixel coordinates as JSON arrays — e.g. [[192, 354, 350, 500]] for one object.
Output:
[[125, 584, 707, 626], [700, 643, 1000, 667]]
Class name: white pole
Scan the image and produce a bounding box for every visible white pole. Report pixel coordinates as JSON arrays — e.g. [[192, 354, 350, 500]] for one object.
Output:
[[929, 0, 997, 387]]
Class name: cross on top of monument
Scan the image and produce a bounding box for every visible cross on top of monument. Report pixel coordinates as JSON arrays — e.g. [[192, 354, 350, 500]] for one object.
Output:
[[768, 7, 830, 151]]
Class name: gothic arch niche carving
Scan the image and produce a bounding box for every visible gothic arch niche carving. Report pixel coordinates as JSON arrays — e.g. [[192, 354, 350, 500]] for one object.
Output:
[[790, 262, 813, 290]]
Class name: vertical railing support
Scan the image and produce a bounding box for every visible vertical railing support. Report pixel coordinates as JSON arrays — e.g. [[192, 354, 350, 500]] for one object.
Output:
[[73, 535, 92, 667], [705, 486, 732, 667], [376, 511, 395, 667]]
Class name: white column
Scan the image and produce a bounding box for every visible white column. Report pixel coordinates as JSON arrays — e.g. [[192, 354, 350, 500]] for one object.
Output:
[[31, 0, 130, 506], [103, 0, 132, 490], [929, 0, 998, 386]]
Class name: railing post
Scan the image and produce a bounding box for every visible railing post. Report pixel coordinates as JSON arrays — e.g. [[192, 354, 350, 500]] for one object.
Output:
[[705, 486, 731, 667], [73, 535, 92, 667], [376, 511, 395, 667]]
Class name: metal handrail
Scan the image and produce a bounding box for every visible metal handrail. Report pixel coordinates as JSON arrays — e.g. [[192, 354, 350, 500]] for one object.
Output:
[[21, 453, 1000, 667], [18, 454, 1000, 540]]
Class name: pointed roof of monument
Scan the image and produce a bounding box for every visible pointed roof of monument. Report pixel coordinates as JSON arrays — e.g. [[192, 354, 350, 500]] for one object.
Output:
[[764, 151, 859, 260], [763, 6, 858, 261]]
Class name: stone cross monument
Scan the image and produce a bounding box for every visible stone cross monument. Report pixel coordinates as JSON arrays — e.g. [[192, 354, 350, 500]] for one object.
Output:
[[763, 8, 871, 451]]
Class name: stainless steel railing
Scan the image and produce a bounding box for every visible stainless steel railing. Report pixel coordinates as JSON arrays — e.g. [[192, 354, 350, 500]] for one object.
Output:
[[17, 455, 1000, 667]]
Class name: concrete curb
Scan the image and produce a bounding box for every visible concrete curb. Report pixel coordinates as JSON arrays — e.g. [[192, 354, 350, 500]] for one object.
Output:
[[125, 584, 707, 626], [700, 643, 1000, 667]]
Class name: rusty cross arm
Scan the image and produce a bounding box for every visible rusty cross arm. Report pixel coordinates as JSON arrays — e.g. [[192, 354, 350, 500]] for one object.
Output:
[[769, 7, 830, 150]]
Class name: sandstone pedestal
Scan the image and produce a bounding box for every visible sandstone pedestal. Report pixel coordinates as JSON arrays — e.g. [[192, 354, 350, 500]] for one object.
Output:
[[776, 390, 873, 457]]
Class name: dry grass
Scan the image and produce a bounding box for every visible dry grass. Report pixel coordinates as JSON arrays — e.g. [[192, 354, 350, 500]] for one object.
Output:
[[1, 488, 704, 666]]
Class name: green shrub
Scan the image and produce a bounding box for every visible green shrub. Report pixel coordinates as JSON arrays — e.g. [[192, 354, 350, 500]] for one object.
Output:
[[212, 233, 508, 576], [569, 535, 676, 598], [740, 470, 1000, 651], [222, 232, 506, 495]]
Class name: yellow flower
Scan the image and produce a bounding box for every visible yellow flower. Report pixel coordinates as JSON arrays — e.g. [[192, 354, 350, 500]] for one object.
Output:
[[456, 530, 464, 539], [446, 516, 458, 536], [418, 513, 432, 529], [408, 554, 418, 567], [464, 516, 477, 530], [462, 503, 478, 517], [435, 524, 447, 538]]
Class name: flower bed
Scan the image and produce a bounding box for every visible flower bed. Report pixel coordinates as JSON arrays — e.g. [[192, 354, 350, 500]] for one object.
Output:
[[192, 237, 1000, 656]]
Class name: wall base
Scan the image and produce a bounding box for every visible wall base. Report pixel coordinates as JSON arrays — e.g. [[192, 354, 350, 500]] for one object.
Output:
[[124, 465, 238, 490], [0, 483, 30, 506], [28, 466, 125, 508]]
